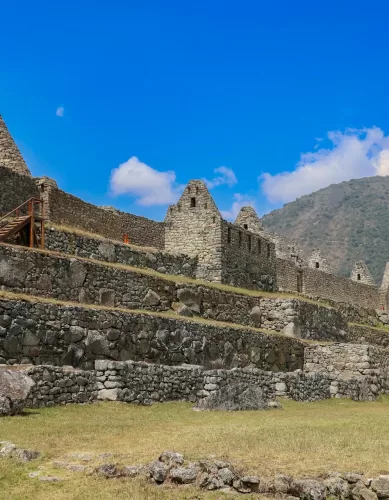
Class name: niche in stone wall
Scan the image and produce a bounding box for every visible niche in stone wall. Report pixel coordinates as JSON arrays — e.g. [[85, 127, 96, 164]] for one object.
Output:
[[227, 227, 232, 243], [357, 273, 361, 280], [258, 239, 261, 254], [315, 262, 320, 269]]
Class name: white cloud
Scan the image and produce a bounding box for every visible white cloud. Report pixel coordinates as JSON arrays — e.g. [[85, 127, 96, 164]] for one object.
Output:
[[56, 106, 65, 117], [204, 166, 237, 189], [261, 127, 389, 204], [221, 193, 257, 221], [109, 156, 181, 206]]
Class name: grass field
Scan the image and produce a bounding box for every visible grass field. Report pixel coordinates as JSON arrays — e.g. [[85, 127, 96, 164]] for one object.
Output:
[[2, 398, 389, 499]]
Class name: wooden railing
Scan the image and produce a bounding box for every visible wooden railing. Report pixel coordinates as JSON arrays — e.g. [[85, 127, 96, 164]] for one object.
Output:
[[0, 198, 45, 248]]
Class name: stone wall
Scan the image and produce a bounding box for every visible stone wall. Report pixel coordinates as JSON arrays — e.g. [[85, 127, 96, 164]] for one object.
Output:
[[0, 244, 175, 312], [0, 166, 39, 215], [41, 181, 165, 249], [19, 357, 389, 410], [0, 116, 31, 177], [259, 298, 347, 341], [0, 245, 351, 336], [44, 226, 197, 278], [221, 220, 277, 291], [0, 297, 304, 371], [345, 324, 389, 349], [304, 343, 389, 377], [26, 365, 96, 408], [276, 257, 380, 310]]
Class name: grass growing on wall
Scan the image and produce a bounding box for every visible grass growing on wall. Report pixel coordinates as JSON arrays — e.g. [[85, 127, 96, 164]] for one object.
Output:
[[2, 398, 389, 499]]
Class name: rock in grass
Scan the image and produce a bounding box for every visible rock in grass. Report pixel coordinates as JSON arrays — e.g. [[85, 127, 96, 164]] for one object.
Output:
[[195, 383, 280, 411], [0, 441, 40, 462], [0, 368, 35, 416]]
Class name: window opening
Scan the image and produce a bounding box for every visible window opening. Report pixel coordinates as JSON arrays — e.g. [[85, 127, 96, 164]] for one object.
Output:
[[258, 239, 261, 254], [227, 227, 232, 243], [267, 244, 271, 258], [239, 231, 242, 246], [315, 262, 320, 269], [248, 235, 251, 251], [190, 198, 196, 208], [357, 273, 361, 280], [244, 224, 248, 230]]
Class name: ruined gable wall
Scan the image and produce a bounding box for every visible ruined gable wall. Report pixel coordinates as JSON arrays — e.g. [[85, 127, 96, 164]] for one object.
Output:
[[165, 181, 223, 282], [0, 166, 39, 215], [42, 182, 164, 249], [0, 116, 31, 177], [221, 220, 277, 291]]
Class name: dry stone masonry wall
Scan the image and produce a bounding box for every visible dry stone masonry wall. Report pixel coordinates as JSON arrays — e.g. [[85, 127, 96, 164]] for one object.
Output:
[[15, 356, 389, 410], [44, 226, 197, 278], [0, 167, 39, 215], [0, 297, 304, 371], [40, 180, 165, 248], [0, 245, 351, 338], [26, 365, 96, 407]]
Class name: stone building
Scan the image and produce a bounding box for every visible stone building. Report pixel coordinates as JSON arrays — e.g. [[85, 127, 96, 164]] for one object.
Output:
[[350, 261, 375, 285], [165, 180, 277, 291]]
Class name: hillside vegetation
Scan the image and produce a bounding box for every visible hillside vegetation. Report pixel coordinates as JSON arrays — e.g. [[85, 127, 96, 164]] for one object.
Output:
[[261, 176, 389, 284]]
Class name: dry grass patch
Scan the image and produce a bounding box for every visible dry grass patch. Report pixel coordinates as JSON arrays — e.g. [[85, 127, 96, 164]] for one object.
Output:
[[2, 398, 389, 498]]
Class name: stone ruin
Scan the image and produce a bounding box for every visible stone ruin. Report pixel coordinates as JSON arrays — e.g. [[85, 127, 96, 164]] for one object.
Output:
[[2, 113, 389, 496]]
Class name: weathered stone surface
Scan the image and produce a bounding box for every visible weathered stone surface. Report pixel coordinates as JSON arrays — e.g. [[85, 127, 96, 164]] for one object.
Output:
[[0, 442, 39, 462], [170, 463, 201, 484], [159, 451, 184, 465], [143, 289, 161, 307], [149, 460, 169, 483], [352, 483, 379, 500], [290, 479, 328, 500], [371, 476, 389, 498], [196, 383, 274, 411], [0, 369, 34, 416]]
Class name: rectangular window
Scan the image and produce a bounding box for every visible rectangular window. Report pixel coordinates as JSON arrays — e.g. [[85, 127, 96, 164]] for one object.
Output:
[[248, 235, 251, 251], [227, 227, 231, 243], [267, 243, 271, 258], [190, 197, 196, 208], [258, 239, 261, 254]]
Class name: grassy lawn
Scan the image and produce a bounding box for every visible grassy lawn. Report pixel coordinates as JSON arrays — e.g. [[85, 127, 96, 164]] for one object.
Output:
[[2, 398, 389, 499]]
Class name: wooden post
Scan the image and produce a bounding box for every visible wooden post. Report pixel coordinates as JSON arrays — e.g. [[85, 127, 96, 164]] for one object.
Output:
[[40, 201, 45, 249], [29, 200, 34, 248]]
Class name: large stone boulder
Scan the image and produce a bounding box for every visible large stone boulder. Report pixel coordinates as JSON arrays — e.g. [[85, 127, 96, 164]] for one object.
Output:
[[196, 383, 280, 411], [0, 368, 35, 416]]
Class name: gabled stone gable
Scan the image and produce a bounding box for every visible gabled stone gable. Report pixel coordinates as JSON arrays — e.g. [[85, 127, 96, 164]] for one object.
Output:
[[0, 115, 31, 177]]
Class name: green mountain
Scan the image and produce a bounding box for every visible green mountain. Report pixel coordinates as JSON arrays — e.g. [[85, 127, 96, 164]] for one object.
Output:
[[260, 176, 389, 285]]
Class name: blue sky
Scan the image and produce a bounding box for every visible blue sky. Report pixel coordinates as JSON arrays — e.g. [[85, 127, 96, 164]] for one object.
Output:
[[2, 1, 389, 221]]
